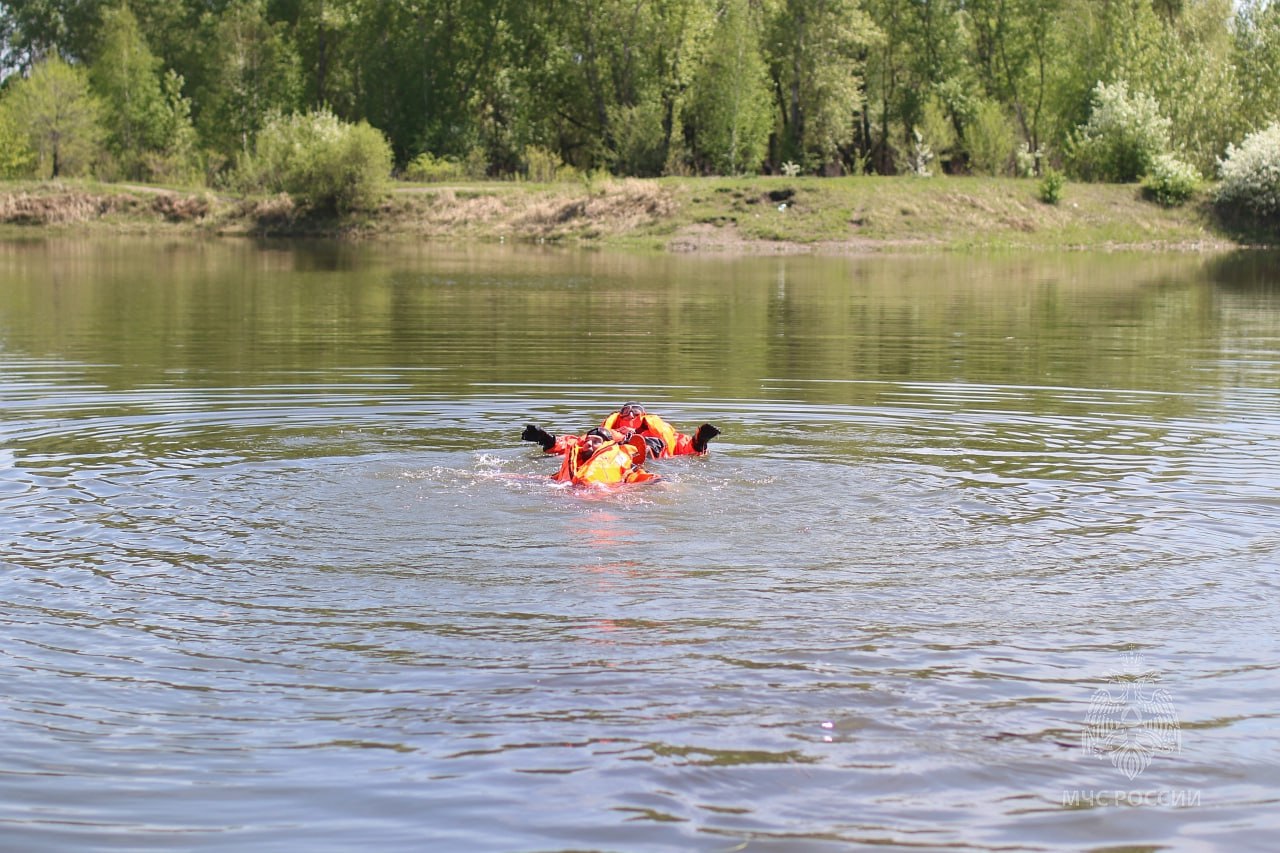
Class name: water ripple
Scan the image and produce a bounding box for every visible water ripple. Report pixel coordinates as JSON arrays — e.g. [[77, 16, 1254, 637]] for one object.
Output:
[[4, 249, 1280, 851]]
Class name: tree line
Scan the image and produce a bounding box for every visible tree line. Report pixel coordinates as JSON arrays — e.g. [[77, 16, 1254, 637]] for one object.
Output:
[[2, 0, 1280, 190]]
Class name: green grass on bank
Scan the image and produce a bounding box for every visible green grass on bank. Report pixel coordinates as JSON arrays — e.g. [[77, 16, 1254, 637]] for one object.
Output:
[[662, 175, 1245, 251], [1, 175, 1272, 251]]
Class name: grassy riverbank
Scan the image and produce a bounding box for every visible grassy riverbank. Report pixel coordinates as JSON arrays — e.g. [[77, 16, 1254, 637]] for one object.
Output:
[[0, 176, 1268, 252]]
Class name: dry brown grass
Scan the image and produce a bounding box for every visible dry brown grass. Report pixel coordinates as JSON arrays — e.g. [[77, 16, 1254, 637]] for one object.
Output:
[[238, 193, 296, 227], [151, 192, 211, 222], [0, 190, 127, 225], [0, 175, 1258, 249], [513, 179, 676, 239]]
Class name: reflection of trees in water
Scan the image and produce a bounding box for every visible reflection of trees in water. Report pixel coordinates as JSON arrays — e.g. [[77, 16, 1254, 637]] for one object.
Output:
[[5, 239, 1273, 418], [758, 253, 1223, 405], [1202, 250, 1280, 294]]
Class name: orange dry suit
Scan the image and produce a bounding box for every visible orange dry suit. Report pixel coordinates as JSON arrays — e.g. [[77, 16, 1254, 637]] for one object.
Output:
[[547, 426, 627, 456], [600, 410, 698, 457], [551, 434, 659, 487]]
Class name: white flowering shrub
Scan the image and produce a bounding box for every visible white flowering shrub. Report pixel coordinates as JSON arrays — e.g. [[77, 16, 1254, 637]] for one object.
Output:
[[1016, 142, 1046, 178], [1216, 123, 1280, 219], [1070, 80, 1171, 183], [1142, 154, 1200, 207], [910, 129, 934, 177], [237, 109, 392, 213]]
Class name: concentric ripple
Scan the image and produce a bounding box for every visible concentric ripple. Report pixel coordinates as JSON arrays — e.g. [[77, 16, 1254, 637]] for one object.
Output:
[[2, 242, 1279, 851]]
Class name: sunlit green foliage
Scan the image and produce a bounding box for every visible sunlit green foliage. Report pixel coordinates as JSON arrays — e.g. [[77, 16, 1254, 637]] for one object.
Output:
[[1038, 167, 1065, 204], [5, 54, 103, 178], [404, 152, 465, 184], [1233, 1, 1280, 133], [522, 146, 578, 183], [767, 0, 876, 171], [0, 0, 1270, 187], [89, 4, 199, 183], [965, 99, 1019, 176], [194, 0, 301, 160], [236, 109, 392, 213], [0, 101, 37, 177], [685, 0, 772, 175]]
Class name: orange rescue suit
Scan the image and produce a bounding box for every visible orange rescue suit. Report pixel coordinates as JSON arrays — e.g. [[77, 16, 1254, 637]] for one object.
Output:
[[600, 410, 697, 457], [547, 426, 625, 456], [552, 435, 659, 487]]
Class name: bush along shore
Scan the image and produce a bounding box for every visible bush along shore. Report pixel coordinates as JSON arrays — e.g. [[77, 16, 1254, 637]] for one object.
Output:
[[0, 176, 1272, 253]]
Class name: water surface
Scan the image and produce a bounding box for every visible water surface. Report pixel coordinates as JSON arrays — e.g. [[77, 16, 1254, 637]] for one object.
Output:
[[2, 239, 1278, 851]]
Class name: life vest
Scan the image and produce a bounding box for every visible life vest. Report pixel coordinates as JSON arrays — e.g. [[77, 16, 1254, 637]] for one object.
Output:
[[600, 411, 684, 457], [552, 435, 658, 487], [548, 426, 626, 456]]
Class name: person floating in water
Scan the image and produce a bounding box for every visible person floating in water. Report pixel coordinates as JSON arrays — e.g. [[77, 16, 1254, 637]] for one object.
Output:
[[550, 427, 659, 487], [522, 402, 721, 458]]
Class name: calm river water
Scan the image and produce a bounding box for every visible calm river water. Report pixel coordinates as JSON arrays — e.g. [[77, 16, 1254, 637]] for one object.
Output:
[[2, 238, 1278, 851]]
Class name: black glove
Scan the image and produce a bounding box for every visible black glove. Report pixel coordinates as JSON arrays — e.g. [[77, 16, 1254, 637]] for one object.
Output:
[[691, 423, 721, 453], [521, 424, 556, 451], [643, 436, 665, 457]]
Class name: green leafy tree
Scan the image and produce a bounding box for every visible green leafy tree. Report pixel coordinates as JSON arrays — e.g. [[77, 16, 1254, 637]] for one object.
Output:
[[8, 54, 103, 177], [89, 3, 198, 182], [194, 0, 300, 161], [651, 0, 718, 174], [914, 91, 957, 171], [1043, 0, 1165, 147], [1232, 0, 1280, 132], [0, 0, 108, 71], [341, 0, 508, 168], [506, 0, 709, 174], [862, 0, 969, 174], [608, 97, 669, 176], [965, 0, 1063, 162], [686, 0, 772, 174], [862, 0, 908, 173], [1141, 0, 1240, 179], [279, 0, 359, 114], [0, 98, 38, 176], [150, 69, 201, 183], [765, 0, 876, 171]]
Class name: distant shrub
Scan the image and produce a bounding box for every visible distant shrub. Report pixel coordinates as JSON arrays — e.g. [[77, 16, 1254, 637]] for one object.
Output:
[[608, 100, 667, 176], [918, 95, 958, 171], [1070, 80, 1170, 183], [1216, 123, 1280, 219], [965, 99, 1018, 176], [1038, 168, 1065, 204], [523, 145, 563, 183], [238, 109, 392, 213], [1015, 142, 1045, 178], [1142, 154, 1199, 207], [404, 152, 464, 183], [462, 146, 489, 180], [521, 145, 582, 183]]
